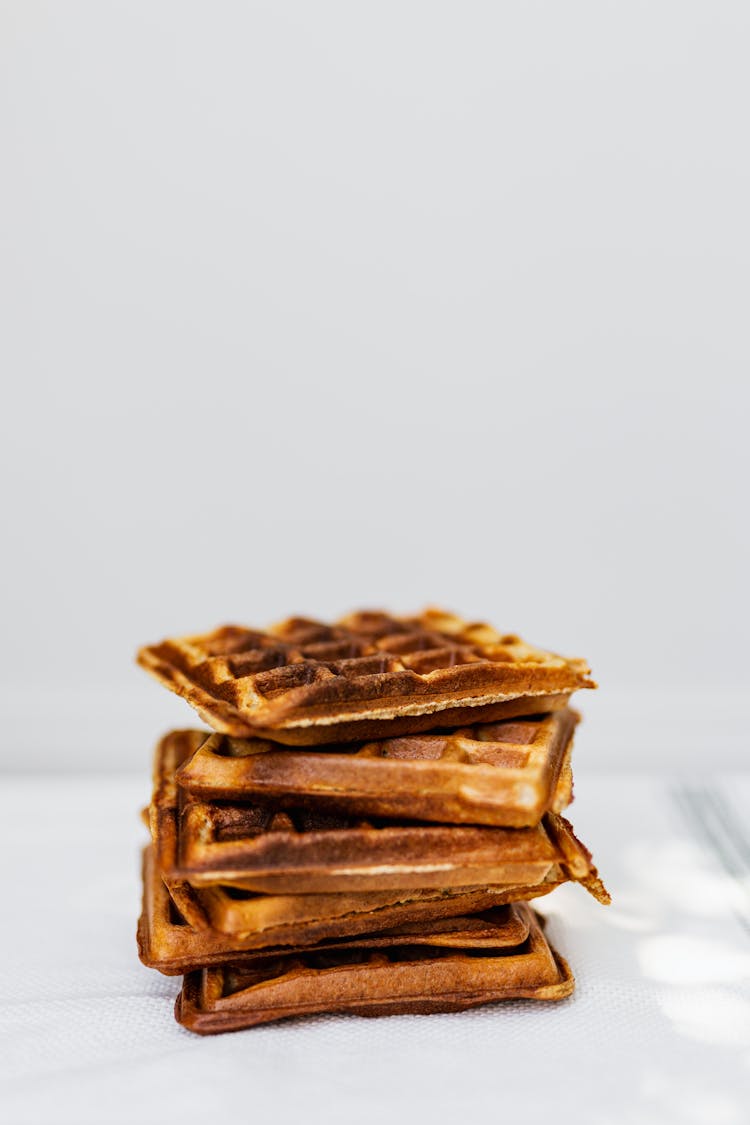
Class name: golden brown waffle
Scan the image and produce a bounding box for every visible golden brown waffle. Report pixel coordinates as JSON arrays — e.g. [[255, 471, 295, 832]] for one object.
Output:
[[137, 846, 550, 975], [137, 608, 594, 743], [194, 867, 571, 938], [151, 730, 609, 898], [176, 800, 564, 892], [175, 904, 574, 1033], [176, 710, 577, 828]]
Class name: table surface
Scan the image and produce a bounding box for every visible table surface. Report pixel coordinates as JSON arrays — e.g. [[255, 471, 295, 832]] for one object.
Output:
[[1, 772, 749, 1125]]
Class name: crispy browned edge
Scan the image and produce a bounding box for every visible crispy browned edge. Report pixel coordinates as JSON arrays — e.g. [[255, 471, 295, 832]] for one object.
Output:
[[174, 962, 574, 1033], [187, 694, 576, 744], [137, 656, 577, 743], [137, 846, 540, 975], [174, 709, 578, 828], [173, 906, 575, 1033], [136, 608, 595, 740], [170, 801, 608, 896]]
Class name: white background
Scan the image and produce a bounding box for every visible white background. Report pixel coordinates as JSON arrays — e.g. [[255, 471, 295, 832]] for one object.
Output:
[[1, 2, 748, 771], [1, 12, 749, 1121]]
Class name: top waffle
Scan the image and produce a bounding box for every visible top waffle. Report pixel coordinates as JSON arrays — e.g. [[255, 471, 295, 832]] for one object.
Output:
[[137, 608, 595, 743]]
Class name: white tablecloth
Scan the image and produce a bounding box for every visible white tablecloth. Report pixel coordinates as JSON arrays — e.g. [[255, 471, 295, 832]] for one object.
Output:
[[1, 773, 749, 1124]]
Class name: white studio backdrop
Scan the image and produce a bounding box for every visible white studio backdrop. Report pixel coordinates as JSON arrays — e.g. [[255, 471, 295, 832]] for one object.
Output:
[[1, 2, 748, 772]]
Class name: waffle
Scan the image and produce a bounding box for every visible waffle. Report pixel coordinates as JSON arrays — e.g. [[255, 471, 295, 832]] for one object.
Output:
[[177, 800, 571, 892], [137, 846, 549, 974], [151, 730, 609, 897], [175, 904, 574, 1032], [137, 608, 594, 743], [176, 710, 577, 828], [194, 867, 570, 938]]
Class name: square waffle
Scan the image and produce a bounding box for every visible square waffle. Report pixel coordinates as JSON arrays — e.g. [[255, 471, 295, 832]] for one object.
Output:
[[175, 709, 577, 828], [137, 608, 595, 743], [193, 868, 571, 938], [175, 903, 574, 1032], [176, 800, 565, 893], [137, 846, 543, 975], [150, 730, 609, 898]]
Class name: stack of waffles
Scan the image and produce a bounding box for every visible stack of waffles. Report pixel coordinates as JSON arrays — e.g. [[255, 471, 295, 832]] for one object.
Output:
[[136, 609, 609, 1033]]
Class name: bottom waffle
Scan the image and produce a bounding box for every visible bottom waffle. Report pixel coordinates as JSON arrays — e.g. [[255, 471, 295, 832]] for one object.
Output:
[[138, 845, 572, 973], [175, 903, 573, 1033]]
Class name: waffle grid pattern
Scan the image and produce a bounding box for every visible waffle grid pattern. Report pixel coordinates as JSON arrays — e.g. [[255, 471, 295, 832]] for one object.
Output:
[[176, 710, 577, 827], [138, 609, 594, 736]]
